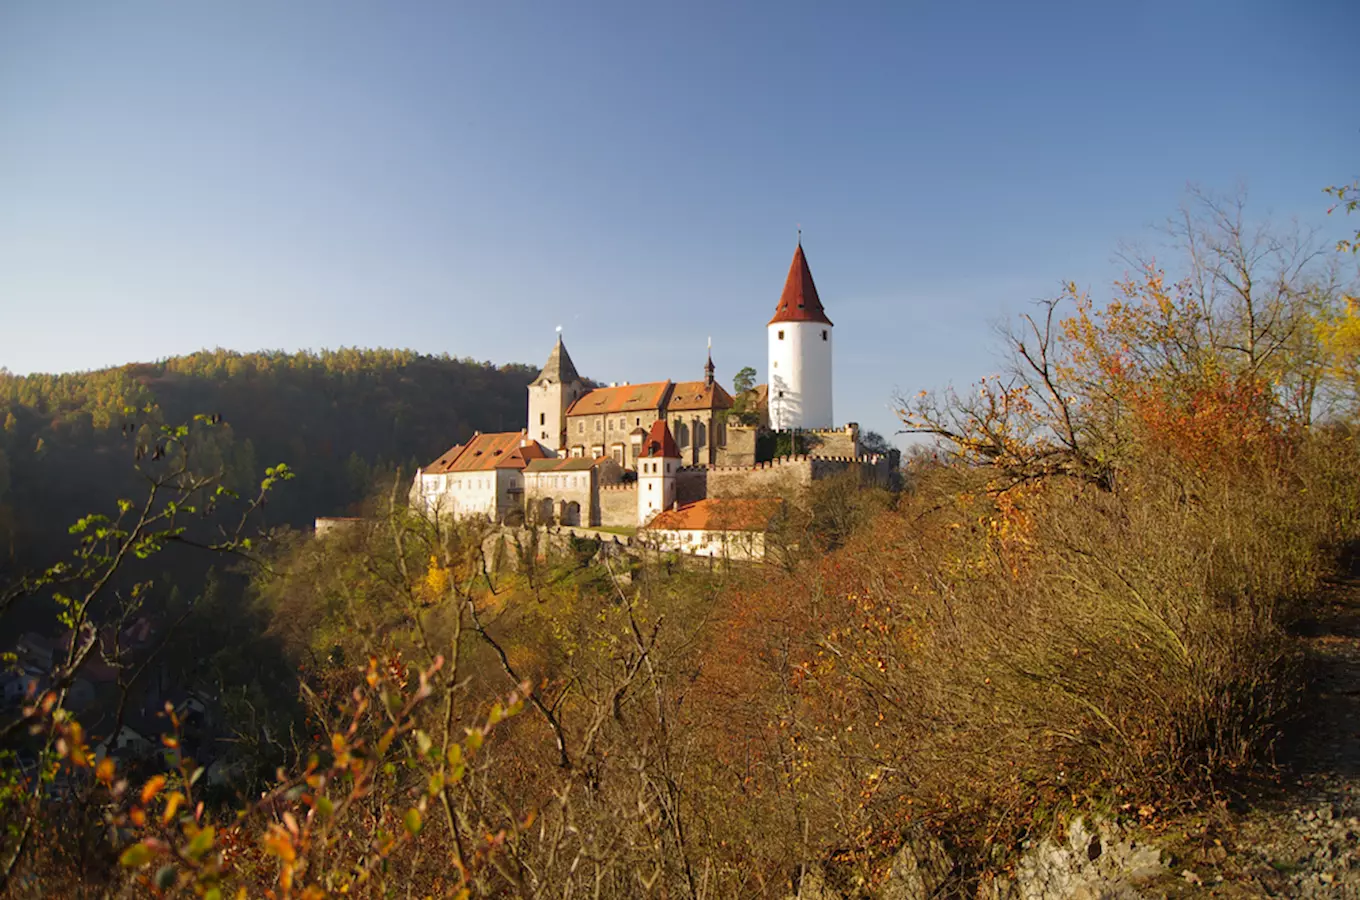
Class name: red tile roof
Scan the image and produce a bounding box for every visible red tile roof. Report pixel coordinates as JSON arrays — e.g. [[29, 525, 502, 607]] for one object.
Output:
[[666, 380, 734, 411], [423, 444, 466, 473], [769, 244, 833, 326], [567, 381, 672, 416], [644, 498, 781, 532], [523, 456, 609, 473], [640, 419, 680, 459], [428, 432, 547, 473], [495, 440, 551, 470]]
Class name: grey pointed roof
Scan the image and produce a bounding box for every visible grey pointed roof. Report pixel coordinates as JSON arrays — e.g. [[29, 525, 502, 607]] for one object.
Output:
[[531, 336, 580, 386]]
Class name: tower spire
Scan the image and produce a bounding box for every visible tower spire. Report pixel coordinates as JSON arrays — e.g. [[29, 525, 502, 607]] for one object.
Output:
[[704, 337, 715, 387]]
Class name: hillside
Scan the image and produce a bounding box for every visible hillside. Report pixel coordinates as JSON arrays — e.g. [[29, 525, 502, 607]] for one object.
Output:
[[0, 348, 537, 572]]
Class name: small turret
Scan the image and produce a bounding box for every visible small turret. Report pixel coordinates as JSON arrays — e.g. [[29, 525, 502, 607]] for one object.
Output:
[[637, 419, 680, 525]]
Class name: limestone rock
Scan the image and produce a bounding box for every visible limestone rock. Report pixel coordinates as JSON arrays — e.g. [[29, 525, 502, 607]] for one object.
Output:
[[983, 817, 1167, 900], [795, 863, 844, 900], [879, 828, 952, 900]]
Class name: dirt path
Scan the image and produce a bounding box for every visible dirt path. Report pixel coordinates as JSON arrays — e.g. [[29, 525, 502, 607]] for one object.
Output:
[[1167, 577, 1360, 897]]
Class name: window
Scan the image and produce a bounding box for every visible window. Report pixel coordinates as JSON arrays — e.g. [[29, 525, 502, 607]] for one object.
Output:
[[635, 417, 640, 426], [619, 417, 626, 429], [541, 431, 548, 440], [539, 412, 546, 425], [822, 329, 828, 341], [778, 330, 785, 340], [595, 419, 602, 432], [578, 421, 584, 434]]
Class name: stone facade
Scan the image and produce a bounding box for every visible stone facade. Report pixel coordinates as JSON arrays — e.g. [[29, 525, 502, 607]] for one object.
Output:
[[598, 483, 637, 527], [522, 456, 624, 527], [567, 407, 662, 468]]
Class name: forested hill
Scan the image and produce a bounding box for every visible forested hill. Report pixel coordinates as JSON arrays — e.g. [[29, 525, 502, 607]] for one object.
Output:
[[0, 348, 537, 570]]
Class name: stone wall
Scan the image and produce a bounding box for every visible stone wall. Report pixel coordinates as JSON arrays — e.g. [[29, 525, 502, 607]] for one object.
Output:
[[598, 483, 638, 528], [699, 453, 891, 500], [705, 456, 816, 498], [523, 468, 595, 526], [676, 467, 708, 505], [715, 424, 760, 467]]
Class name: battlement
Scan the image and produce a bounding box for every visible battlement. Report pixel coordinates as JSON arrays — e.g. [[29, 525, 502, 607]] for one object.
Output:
[[680, 452, 883, 475], [599, 483, 638, 493]]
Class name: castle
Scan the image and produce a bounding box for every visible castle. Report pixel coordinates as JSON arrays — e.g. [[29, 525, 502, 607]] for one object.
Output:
[[409, 243, 892, 558]]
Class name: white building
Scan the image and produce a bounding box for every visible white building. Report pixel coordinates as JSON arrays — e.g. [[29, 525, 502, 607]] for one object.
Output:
[[637, 419, 680, 525], [767, 243, 834, 431], [640, 498, 782, 561], [411, 432, 552, 522]]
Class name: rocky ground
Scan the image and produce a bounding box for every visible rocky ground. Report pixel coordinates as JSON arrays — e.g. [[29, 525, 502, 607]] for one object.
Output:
[[1164, 576, 1360, 898], [798, 579, 1360, 900], [1071, 576, 1360, 899], [975, 575, 1360, 899]]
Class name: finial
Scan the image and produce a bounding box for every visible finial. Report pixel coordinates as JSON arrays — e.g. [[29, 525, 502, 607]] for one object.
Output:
[[797, 224, 802, 246]]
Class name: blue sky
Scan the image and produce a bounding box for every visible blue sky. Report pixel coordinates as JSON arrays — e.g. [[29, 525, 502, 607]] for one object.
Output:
[[1, 1, 1355, 442]]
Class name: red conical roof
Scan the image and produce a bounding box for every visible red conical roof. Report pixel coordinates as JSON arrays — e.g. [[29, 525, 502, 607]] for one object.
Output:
[[769, 243, 833, 326], [640, 419, 681, 459]]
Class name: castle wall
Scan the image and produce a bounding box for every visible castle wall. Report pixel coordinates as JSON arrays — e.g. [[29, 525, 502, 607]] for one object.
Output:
[[805, 423, 859, 458], [705, 457, 815, 498], [676, 467, 708, 505], [715, 424, 759, 467], [523, 473, 594, 526], [598, 483, 638, 528], [698, 452, 890, 500]]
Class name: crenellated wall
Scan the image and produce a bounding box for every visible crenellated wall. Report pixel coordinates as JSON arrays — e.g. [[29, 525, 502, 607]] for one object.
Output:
[[676, 467, 708, 504], [694, 451, 890, 499], [598, 483, 638, 528]]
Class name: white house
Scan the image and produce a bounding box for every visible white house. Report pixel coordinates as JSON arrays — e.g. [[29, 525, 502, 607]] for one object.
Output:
[[411, 432, 553, 522], [640, 498, 782, 561]]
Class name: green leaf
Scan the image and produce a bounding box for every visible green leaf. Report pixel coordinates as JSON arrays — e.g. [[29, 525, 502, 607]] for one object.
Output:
[[403, 808, 422, 836], [184, 825, 214, 860], [119, 841, 154, 868], [315, 795, 334, 820]]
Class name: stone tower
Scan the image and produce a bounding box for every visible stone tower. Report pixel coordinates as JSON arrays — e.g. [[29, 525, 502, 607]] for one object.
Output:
[[637, 419, 680, 525], [527, 334, 584, 452], [767, 242, 833, 431]]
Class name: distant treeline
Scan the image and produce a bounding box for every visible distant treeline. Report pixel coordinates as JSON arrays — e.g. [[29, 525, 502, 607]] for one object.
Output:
[[0, 348, 537, 573]]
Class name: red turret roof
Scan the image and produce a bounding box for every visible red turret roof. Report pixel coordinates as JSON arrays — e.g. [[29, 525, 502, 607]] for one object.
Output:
[[640, 419, 680, 459], [769, 243, 833, 326]]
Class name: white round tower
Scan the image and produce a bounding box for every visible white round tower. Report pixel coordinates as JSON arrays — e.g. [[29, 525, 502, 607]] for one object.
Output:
[[767, 243, 833, 431]]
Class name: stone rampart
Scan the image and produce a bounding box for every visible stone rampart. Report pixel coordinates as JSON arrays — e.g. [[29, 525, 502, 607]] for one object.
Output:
[[598, 483, 638, 528]]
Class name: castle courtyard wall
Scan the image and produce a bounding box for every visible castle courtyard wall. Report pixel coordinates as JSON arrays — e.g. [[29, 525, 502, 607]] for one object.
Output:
[[598, 483, 638, 528]]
